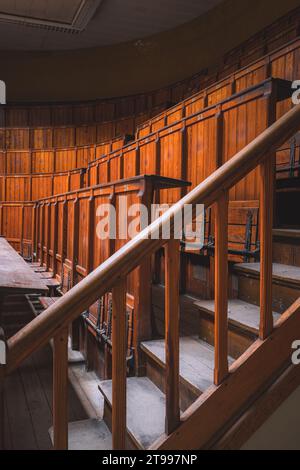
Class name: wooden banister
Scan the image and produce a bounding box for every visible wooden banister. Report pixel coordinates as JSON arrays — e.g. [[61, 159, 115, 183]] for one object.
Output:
[[112, 278, 127, 450], [259, 155, 274, 339], [7, 105, 300, 374], [3, 104, 300, 449], [165, 238, 180, 434], [53, 327, 68, 450], [0, 328, 6, 450], [214, 191, 229, 385]]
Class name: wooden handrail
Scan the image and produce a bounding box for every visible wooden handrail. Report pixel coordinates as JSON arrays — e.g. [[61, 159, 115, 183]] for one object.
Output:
[[6, 104, 300, 372], [4, 104, 300, 450]]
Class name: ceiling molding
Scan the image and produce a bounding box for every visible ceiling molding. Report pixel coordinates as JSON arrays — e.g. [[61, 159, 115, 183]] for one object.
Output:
[[0, 0, 103, 34]]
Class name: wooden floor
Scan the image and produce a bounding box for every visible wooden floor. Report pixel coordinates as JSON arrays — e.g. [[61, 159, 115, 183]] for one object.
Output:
[[3, 344, 88, 450]]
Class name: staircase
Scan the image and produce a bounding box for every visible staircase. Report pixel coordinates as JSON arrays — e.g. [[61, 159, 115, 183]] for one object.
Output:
[[1, 105, 300, 451]]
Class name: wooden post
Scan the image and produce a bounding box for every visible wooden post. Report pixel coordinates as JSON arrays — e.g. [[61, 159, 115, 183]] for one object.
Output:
[[52, 202, 58, 276], [86, 196, 95, 274], [112, 278, 127, 450], [53, 327, 68, 450], [71, 198, 80, 350], [0, 328, 6, 450], [45, 203, 51, 270], [164, 238, 180, 434], [214, 191, 229, 385], [259, 155, 274, 339]]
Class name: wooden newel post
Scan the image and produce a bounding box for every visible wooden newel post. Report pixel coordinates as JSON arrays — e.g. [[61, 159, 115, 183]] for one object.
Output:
[[214, 191, 229, 385], [112, 278, 127, 450], [164, 238, 180, 434], [0, 328, 6, 450], [53, 327, 68, 450], [259, 155, 274, 339]]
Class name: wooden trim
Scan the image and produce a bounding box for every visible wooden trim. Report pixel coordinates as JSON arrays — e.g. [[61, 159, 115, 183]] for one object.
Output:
[[53, 327, 68, 450], [214, 191, 229, 385], [150, 298, 300, 450], [259, 155, 274, 339], [211, 363, 300, 449], [112, 277, 127, 450], [165, 239, 180, 434]]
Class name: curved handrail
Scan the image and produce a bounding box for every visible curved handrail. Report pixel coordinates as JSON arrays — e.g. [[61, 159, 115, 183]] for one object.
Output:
[[6, 104, 300, 373]]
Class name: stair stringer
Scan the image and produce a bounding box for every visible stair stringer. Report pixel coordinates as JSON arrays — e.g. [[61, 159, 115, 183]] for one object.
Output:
[[150, 297, 300, 450]]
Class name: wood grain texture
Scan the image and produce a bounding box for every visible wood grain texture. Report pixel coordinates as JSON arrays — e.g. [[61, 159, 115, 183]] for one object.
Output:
[[259, 155, 274, 339], [53, 327, 68, 450], [112, 277, 127, 450], [164, 239, 180, 434], [214, 191, 229, 384]]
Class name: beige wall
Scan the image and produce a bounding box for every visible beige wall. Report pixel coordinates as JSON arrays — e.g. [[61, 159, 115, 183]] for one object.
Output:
[[242, 385, 300, 450], [1, 0, 299, 102]]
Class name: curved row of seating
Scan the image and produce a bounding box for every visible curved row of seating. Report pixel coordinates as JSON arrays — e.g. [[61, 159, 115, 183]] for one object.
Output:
[[1, 32, 299, 181], [0, 134, 132, 175], [0, 117, 136, 151]]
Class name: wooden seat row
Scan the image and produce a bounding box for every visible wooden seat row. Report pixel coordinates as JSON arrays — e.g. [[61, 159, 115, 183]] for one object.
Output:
[[87, 78, 291, 206], [0, 121, 134, 151], [0, 168, 86, 202], [0, 134, 132, 175], [136, 37, 300, 140], [0, 5, 298, 133]]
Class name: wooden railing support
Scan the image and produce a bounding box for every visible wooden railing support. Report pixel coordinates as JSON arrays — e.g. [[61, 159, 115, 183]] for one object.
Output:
[[165, 238, 180, 434], [214, 191, 229, 385], [53, 327, 68, 450], [0, 328, 6, 450], [259, 155, 274, 339], [112, 278, 127, 450]]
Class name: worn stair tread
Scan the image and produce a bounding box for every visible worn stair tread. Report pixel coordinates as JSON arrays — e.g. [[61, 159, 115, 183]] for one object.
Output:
[[194, 299, 281, 335], [49, 419, 112, 450], [234, 262, 300, 286], [99, 377, 167, 449], [141, 337, 234, 394]]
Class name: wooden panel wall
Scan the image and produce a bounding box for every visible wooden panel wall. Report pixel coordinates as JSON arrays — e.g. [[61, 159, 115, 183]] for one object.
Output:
[[0, 169, 85, 201], [88, 79, 282, 204], [0, 202, 34, 254]]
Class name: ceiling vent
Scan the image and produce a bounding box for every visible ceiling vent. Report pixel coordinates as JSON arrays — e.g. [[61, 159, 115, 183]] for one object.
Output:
[[0, 0, 103, 34]]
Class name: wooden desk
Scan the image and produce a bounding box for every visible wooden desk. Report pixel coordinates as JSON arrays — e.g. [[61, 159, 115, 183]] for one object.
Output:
[[0, 237, 48, 296]]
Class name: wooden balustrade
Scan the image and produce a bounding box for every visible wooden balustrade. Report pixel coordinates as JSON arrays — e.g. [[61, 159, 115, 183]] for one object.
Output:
[[2, 104, 300, 450], [53, 328, 68, 450], [214, 191, 229, 385], [0, 328, 6, 451], [165, 238, 180, 434], [259, 155, 274, 339], [112, 278, 127, 450]]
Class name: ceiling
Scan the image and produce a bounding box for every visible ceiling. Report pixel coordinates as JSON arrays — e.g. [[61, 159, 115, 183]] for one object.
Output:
[[0, 0, 224, 51]]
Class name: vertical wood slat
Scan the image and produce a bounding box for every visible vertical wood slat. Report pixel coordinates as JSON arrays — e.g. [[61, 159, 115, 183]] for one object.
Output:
[[165, 238, 180, 434], [214, 191, 229, 385], [0, 328, 6, 450], [52, 202, 59, 276], [259, 155, 274, 340], [112, 277, 127, 450], [53, 327, 68, 450]]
